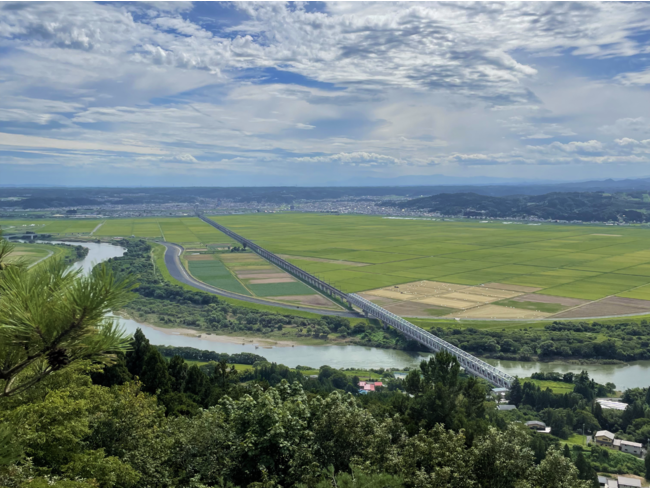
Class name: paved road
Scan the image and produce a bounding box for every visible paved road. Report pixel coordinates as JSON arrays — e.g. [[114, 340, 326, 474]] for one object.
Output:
[[161, 242, 361, 318]]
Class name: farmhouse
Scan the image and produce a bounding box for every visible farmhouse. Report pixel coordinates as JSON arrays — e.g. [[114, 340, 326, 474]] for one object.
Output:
[[594, 430, 615, 447], [358, 381, 383, 394], [619, 440, 643, 457]]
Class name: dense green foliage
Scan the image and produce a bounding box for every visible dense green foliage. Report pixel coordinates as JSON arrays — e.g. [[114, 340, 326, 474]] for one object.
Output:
[[155, 346, 266, 365], [429, 320, 650, 362], [387, 191, 650, 222], [1, 334, 598, 488]]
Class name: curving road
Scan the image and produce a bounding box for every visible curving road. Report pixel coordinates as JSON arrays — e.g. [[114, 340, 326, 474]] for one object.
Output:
[[161, 242, 361, 318]]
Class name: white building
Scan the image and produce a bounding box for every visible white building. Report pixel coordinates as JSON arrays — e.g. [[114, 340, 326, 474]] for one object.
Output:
[[619, 440, 643, 457], [617, 476, 641, 488]]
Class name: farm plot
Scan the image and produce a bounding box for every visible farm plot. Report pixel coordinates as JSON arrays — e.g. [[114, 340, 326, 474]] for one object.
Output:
[[0, 219, 101, 235], [206, 213, 650, 318], [185, 251, 339, 307]]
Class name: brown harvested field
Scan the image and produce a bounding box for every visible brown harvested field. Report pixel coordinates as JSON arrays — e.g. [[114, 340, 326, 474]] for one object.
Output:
[[273, 294, 338, 307], [414, 296, 481, 309], [396, 281, 467, 295], [483, 283, 542, 293], [278, 254, 369, 266], [551, 296, 650, 318], [443, 291, 497, 304], [185, 248, 208, 252], [447, 304, 553, 319], [462, 287, 522, 299], [185, 254, 215, 261], [383, 301, 452, 317], [248, 277, 296, 284], [235, 271, 285, 279], [514, 294, 588, 307]]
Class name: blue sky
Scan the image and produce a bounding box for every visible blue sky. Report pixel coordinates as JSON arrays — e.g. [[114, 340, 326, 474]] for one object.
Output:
[[2, 1, 650, 186]]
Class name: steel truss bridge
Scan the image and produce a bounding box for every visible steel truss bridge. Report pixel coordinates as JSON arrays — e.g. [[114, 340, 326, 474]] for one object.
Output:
[[197, 213, 514, 388]]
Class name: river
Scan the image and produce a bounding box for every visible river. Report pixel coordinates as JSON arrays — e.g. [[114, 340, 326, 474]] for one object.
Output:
[[65, 239, 650, 389]]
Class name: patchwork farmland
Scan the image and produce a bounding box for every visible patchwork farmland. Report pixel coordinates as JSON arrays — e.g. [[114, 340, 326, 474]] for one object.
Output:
[[208, 213, 650, 319], [183, 250, 339, 308], [5, 213, 650, 319]]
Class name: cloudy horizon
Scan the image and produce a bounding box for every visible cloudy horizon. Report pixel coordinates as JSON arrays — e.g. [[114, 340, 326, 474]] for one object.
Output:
[[2, 1, 650, 186]]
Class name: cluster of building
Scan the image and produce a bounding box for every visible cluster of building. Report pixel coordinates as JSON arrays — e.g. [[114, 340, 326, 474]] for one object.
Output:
[[358, 381, 383, 394], [594, 430, 644, 457]]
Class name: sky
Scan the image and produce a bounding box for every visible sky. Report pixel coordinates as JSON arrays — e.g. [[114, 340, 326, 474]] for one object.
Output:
[[2, 1, 650, 187]]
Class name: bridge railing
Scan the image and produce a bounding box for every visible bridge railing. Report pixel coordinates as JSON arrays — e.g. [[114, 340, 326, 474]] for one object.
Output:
[[348, 293, 514, 387], [197, 212, 513, 388]]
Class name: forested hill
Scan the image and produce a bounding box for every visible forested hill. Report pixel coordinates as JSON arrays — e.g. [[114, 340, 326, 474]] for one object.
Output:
[[384, 191, 650, 222]]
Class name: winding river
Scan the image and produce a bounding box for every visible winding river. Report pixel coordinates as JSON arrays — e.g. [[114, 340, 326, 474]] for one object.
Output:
[[64, 240, 650, 389]]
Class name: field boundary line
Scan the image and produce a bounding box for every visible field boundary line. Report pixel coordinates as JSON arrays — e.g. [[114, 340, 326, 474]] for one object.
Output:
[[90, 220, 105, 236], [158, 223, 166, 242], [220, 254, 256, 296]]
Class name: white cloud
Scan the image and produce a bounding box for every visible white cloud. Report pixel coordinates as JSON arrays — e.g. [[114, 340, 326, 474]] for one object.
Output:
[[0, 132, 167, 155], [2, 2, 650, 183], [295, 152, 405, 167]]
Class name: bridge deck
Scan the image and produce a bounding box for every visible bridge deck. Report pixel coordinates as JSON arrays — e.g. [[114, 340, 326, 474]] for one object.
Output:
[[197, 213, 513, 388]]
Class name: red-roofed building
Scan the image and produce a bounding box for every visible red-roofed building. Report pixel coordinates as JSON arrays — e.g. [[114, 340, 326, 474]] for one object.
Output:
[[363, 384, 375, 391], [358, 381, 367, 387]]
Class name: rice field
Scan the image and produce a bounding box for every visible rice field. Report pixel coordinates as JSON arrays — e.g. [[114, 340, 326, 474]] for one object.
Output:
[[184, 251, 331, 306], [1, 217, 236, 246], [6, 212, 650, 318], [205, 213, 650, 317]]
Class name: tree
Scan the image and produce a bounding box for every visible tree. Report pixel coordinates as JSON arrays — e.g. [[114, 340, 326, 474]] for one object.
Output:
[[91, 351, 133, 387], [211, 360, 238, 391], [125, 328, 151, 378], [508, 378, 523, 406], [403, 370, 421, 395], [168, 355, 188, 392], [562, 444, 571, 459], [645, 447, 650, 481], [525, 447, 591, 488], [185, 365, 209, 401], [0, 258, 134, 399], [139, 348, 171, 395]]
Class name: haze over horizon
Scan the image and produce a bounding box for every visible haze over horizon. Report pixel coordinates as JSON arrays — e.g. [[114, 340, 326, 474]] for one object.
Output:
[[2, 2, 650, 186]]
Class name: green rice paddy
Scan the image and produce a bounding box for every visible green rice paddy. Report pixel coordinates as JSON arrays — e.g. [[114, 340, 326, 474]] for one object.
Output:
[[206, 213, 650, 300], [187, 259, 251, 296], [5, 213, 650, 305]]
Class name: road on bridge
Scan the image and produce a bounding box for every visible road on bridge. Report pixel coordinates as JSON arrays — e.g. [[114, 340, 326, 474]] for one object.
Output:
[[160, 242, 361, 318]]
